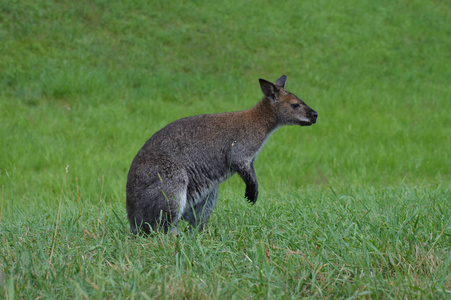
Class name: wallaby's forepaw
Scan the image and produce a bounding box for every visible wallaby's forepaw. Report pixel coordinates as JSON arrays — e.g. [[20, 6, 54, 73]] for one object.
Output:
[[245, 188, 258, 205]]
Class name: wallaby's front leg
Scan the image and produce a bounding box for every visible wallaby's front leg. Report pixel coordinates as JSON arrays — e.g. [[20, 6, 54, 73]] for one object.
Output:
[[236, 162, 258, 205]]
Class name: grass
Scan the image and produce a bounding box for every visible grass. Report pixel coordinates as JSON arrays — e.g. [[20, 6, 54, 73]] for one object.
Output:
[[1, 0, 450, 298], [1, 186, 450, 298]]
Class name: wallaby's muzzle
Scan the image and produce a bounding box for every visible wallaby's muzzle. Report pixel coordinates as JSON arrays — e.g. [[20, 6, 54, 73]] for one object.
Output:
[[310, 110, 318, 124], [300, 109, 318, 126]]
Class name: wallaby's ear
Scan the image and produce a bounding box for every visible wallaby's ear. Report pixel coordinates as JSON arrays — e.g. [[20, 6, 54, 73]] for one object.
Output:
[[259, 79, 278, 103], [274, 75, 287, 89]]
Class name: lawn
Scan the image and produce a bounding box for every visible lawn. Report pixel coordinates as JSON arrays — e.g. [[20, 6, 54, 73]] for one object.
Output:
[[1, 0, 450, 298]]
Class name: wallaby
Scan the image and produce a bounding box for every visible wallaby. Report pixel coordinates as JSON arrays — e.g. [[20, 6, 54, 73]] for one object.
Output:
[[126, 75, 318, 235]]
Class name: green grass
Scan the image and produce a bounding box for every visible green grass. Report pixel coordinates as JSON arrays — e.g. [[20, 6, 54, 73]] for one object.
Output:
[[1, 0, 450, 298], [1, 187, 450, 298]]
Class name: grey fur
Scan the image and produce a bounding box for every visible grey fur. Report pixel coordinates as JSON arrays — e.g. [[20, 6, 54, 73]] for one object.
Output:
[[126, 75, 318, 235]]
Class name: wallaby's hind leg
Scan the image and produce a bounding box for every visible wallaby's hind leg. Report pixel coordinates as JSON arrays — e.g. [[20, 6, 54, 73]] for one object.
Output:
[[182, 187, 219, 232], [126, 166, 189, 235]]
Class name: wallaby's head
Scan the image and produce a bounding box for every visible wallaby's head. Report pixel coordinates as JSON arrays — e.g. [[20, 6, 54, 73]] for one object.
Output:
[[259, 75, 318, 126]]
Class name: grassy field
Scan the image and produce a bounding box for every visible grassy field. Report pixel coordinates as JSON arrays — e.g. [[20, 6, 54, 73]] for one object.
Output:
[[1, 0, 450, 298]]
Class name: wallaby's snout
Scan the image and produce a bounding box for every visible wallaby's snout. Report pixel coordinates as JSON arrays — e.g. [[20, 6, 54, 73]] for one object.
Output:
[[307, 109, 318, 125], [311, 110, 318, 120], [296, 107, 318, 126]]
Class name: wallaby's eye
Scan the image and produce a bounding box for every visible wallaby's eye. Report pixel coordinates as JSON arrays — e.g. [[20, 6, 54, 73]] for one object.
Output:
[[291, 103, 301, 109]]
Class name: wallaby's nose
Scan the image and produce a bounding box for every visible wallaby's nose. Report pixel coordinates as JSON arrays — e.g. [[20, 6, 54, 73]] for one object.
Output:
[[310, 111, 318, 124]]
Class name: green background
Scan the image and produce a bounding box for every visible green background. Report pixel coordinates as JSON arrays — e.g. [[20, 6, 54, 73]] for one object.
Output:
[[1, 0, 450, 298]]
